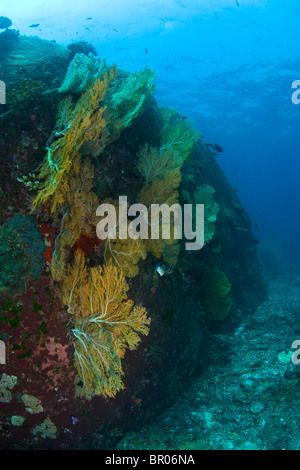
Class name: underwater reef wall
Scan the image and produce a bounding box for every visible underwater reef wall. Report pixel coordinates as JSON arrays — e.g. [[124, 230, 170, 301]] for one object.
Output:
[[0, 34, 267, 449]]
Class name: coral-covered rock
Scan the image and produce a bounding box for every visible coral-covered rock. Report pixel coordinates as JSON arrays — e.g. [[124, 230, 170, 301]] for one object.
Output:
[[0, 16, 12, 29], [0, 35, 267, 450], [0, 223, 31, 297]]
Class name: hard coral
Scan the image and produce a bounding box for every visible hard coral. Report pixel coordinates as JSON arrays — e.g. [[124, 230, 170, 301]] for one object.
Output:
[[0, 16, 12, 29], [0, 28, 19, 53], [6, 78, 44, 105]]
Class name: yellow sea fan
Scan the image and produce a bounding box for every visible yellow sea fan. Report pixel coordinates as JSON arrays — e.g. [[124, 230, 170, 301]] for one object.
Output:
[[62, 251, 150, 399]]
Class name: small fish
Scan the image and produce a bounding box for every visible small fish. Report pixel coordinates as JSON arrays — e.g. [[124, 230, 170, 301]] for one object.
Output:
[[207, 142, 223, 153], [254, 222, 258, 229], [145, 48, 148, 54], [253, 238, 259, 244], [29, 23, 40, 28], [86, 17, 92, 20], [155, 264, 166, 277], [213, 12, 219, 20], [235, 0, 240, 6]]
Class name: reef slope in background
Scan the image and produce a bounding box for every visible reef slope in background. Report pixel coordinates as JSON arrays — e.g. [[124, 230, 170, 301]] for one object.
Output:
[[0, 34, 267, 449]]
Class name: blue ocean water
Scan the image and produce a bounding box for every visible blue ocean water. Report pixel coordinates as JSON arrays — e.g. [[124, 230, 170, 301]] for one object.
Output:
[[2, 0, 299, 273], [1, 0, 300, 452]]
